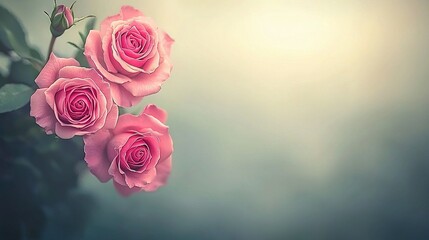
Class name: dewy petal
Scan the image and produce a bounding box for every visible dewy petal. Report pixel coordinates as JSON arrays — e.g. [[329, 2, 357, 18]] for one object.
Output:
[[35, 53, 79, 88], [30, 89, 56, 134], [143, 104, 167, 123], [83, 129, 113, 182]]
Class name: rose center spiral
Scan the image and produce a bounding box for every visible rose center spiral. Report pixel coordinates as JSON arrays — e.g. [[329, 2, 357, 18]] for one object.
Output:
[[124, 138, 152, 172]]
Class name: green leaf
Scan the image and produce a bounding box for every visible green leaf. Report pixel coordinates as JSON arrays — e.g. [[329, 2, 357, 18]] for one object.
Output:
[[0, 6, 43, 70], [4, 28, 29, 56], [30, 47, 44, 61], [0, 41, 9, 55], [75, 51, 89, 67], [67, 41, 84, 51], [0, 73, 5, 85], [72, 17, 96, 67], [78, 32, 86, 43], [22, 56, 44, 71], [14, 157, 42, 180], [0, 83, 33, 113], [9, 60, 39, 88], [0, 5, 29, 55], [84, 17, 96, 34], [118, 106, 127, 115]]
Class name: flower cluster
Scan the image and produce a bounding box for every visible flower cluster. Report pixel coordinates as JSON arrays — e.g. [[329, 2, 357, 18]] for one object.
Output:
[[30, 6, 174, 196]]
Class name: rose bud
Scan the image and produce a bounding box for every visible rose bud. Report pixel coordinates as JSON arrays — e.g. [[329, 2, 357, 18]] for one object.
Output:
[[50, 4, 74, 37]]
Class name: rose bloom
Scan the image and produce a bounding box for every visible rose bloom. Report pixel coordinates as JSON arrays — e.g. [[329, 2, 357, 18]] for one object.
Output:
[[30, 53, 118, 139], [84, 5, 174, 107], [84, 104, 173, 196]]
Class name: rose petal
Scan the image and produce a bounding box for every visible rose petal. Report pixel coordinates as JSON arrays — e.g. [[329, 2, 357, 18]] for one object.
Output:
[[161, 30, 174, 57], [120, 5, 145, 20], [113, 181, 141, 197], [104, 104, 119, 129], [83, 130, 113, 182], [58, 66, 102, 84], [109, 82, 143, 107], [54, 123, 79, 139], [35, 53, 79, 88], [121, 53, 172, 97], [113, 113, 165, 135], [85, 30, 131, 84], [100, 10, 122, 38], [141, 135, 161, 170], [124, 168, 157, 188], [142, 156, 172, 192], [112, 21, 159, 74], [157, 127, 173, 160], [30, 89, 55, 134], [108, 156, 126, 185], [116, 113, 172, 160], [107, 132, 133, 161], [59, 66, 115, 113], [143, 104, 167, 123], [102, 26, 119, 73]]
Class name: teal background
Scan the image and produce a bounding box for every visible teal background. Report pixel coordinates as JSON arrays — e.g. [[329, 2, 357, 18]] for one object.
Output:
[[1, 0, 429, 239]]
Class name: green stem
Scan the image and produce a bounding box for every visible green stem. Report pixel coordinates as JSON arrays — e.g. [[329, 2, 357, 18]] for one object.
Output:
[[47, 36, 57, 61]]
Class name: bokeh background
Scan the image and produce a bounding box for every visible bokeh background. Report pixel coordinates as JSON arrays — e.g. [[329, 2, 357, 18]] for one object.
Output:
[[1, 0, 429, 239]]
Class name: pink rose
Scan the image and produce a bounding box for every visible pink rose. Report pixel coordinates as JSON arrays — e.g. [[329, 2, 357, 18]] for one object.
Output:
[[84, 6, 174, 107], [30, 53, 118, 139], [83, 104, 173, 196]]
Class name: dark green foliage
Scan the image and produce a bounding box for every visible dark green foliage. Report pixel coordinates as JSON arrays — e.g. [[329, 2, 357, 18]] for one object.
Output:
[[0, 4, 95, 239], [0, 5, 28, 54], [9, 60, 39, 88], [0, 83, 33, 113], [0, 105, 94, 239]]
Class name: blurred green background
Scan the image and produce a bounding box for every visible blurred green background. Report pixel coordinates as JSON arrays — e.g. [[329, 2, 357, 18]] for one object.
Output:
[[1, 0, 429, 239]]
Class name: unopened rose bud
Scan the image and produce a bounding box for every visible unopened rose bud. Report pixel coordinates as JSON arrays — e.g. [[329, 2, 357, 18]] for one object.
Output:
[[50, 5, 74, 37]]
